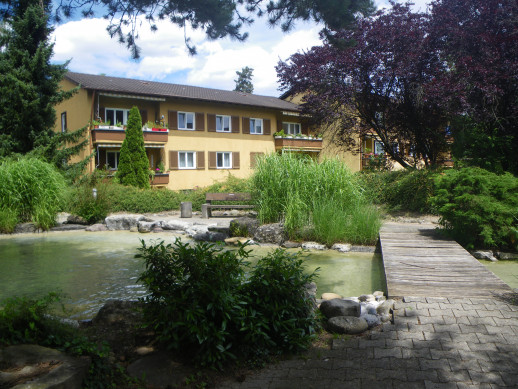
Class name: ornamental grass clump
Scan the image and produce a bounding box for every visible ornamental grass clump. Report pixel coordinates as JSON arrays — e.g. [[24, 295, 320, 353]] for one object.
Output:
[[0, 156, 66, 232], [251, 153, 380, 244]]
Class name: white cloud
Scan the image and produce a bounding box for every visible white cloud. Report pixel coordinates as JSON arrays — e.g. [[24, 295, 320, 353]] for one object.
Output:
[[51, 0, 432, 96]]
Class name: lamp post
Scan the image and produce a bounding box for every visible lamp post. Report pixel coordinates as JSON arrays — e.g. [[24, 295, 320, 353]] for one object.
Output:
[[92, 188, 98, 200]]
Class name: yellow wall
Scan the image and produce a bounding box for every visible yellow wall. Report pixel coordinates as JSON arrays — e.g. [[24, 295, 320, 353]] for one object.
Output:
[[160, 101, 278, 190]]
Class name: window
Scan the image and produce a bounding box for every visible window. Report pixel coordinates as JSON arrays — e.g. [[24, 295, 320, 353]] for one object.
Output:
[[60, 112, 67, 133], [216, 152, 232, 168], [216, 115, 231, 132], [178, 112, 195, 130], [282, 122, 301, 135], [178, 152, 196, 169], [374, 141, 385, 154], [105, 108, 130, 126], [250, 118, 263, 134], [106, 151, 120, 169]]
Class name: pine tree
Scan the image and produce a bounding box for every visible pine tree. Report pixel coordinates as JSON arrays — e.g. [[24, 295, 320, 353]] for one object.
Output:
[[234, 67, 254, 94], [0, 0, 74, 156], [117, 107, 150, 189]]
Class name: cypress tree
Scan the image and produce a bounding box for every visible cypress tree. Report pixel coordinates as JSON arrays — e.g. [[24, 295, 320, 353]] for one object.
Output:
[[117, 107, 150, 189]]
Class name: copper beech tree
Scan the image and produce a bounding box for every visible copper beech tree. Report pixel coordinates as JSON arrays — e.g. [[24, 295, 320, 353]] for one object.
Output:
[[277, 0, 518, 172]]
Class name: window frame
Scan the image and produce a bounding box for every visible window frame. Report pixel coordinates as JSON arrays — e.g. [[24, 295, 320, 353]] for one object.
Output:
[[216, 152, 232, 169], [216, 115, 231, 132], [374, 141, 385, 155], [250, 118, 263, 135], [178, 151, 196, 169], [178, 112, 195, 130], [106, 151, 120, 170], [60, 112, 67, 133], [282, 122, 301, 135], [105, 108, 130, 126]]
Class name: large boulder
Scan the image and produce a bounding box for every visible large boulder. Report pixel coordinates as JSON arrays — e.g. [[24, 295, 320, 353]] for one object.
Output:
[[496, 251, 518, 260], [327, 316, 369, 334], [376, 299, 395, 316], [161, 220, 190, 231], [85, 224, 108, 232], [319, 298, 361, 318], [229, 217, 260, 237], [92, 300, 142, 326], [105, 215, 153, 231], [192, 231, 227, 242], [331, 243, 352, 253], [138, 221, 159, 233], [14, 223, 38, 234], [50, 224, 87, 232], [66, 214, 89, 225], [302, 242, 326, 250], [253, 223, 285, 245], [0, 344, 90, 389], [471, 250, 497, 262]]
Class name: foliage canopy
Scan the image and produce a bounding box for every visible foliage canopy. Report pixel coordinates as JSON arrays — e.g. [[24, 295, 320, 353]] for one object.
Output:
[[234, 66, 254, 93]]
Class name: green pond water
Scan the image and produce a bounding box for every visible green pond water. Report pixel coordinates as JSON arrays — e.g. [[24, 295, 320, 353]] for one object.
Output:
[[0, 231, 385, 319], [479, 260, 518, 290]]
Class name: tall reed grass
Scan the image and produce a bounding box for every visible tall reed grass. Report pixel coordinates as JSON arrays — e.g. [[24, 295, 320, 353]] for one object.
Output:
[[0, 157, 67, 232], [251, 153, 381, 245]]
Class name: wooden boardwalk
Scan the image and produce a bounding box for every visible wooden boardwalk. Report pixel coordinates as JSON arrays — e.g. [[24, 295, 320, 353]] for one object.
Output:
[[379, 222, 513, 298]]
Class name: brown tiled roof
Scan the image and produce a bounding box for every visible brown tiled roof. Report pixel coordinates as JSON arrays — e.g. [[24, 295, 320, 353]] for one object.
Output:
[[65, 72, 299, 112]]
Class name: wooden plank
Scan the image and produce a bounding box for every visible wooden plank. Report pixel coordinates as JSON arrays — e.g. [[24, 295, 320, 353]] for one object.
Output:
[[380, 222, 512, 298]]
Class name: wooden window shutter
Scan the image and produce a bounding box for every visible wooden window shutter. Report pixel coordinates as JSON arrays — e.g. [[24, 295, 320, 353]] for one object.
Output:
[[207, 114, 216, 132], [168, 111, 178, 130], [264, 119, 271, 135], [231, 116, 240, 133], [208, 151, 217, 169], [232, 152, 240, 169], [169, 150, 179, 170], [139, 109, 148, 126], [197, 151, 205, 169], [242, 117, 250, 134], [195, 112, 205, 131], [250, 152, 264, 168], [99, 107, 105, 122], [277, 120, 282, 133]]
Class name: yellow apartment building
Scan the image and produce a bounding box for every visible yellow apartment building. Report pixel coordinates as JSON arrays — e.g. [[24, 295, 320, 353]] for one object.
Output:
[[54, 72, 327, 190]]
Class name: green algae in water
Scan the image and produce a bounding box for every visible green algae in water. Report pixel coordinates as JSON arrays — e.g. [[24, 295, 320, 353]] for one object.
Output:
[[0, 231, 385, 319]]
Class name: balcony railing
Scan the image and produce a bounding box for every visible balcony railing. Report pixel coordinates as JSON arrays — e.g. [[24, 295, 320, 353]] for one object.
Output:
[[91, 126, 169, 143], [274, 136, 323, 152]]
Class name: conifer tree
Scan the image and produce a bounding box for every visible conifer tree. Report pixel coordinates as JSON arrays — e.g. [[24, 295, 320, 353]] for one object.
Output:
[[0, 0, 74, 156], [117, 107, 150, 189], [234, 66, 254, 94]]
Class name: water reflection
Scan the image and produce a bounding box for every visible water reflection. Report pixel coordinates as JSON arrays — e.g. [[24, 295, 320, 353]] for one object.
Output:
[[0, 231, 384, 319]]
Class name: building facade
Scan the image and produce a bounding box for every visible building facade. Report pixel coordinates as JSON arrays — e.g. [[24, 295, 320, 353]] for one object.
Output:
[[55, 72, 326, 190]]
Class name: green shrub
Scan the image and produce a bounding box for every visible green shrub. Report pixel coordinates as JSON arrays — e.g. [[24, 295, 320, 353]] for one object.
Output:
[[252, 153, 379, 243], [0, 156, 66, 230], [136, 239, 319, 368], [242, 249, 318, 354], [137, 239, 249, 368], [431, 167, 518, 250], [358, 169, 438, 213], [68, 182, 112, 224]]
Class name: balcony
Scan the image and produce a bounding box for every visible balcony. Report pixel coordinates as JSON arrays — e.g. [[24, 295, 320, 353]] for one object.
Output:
[[91, 126, 169, 144], [274, 136, 323, 153], [151, 173, 169, 186]]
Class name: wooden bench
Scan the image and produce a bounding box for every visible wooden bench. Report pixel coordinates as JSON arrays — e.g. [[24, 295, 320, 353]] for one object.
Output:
[[201, 193, 254, 218]]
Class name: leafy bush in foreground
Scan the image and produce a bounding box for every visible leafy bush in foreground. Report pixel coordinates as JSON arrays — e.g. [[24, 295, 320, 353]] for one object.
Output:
[[137, 239, 318, 368], [431, 167, 518, 250], [0, 157, 66, 231]]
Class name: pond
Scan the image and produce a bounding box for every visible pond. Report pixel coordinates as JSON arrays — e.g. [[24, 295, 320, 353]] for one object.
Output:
[[479, 259, 518, 290], [0, 231, 385, 319]]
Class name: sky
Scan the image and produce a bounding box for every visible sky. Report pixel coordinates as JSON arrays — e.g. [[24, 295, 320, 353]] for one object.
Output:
[[50, 0, 431, 97]]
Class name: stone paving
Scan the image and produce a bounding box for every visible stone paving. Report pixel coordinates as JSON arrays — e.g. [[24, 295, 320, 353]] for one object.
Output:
[[218, 296, 518, 388]]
